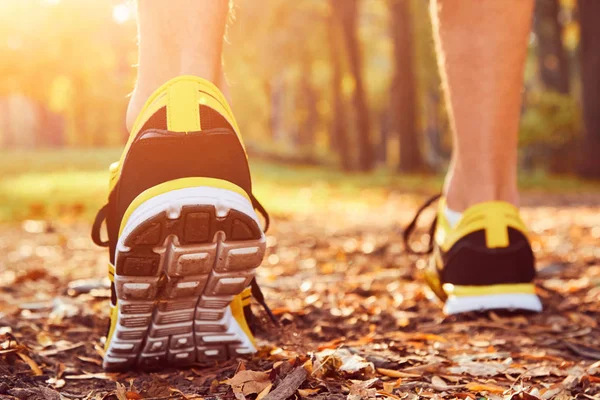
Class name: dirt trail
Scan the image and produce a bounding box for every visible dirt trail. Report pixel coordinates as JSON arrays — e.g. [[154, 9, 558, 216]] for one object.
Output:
[[1, 193, 599, 399]]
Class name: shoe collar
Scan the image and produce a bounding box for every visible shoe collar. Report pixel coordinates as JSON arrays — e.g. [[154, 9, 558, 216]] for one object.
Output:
[[436, 198, 528, 251]]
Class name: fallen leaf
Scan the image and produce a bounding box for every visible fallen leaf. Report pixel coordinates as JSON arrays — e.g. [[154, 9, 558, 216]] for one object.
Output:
[[39, 341, 85, 356], [77, 356, 102, 366], [376, 368, 420, 378], [298, 388, 320, 397], [382, 381, 396, 393], [347, 378, 378, 400], [448, 361, 509, 377], [376, 390, 403, 400], [115, 382, 127, 400], [510, 391, 541, 400], [36, 331, 53, 347], [314, 349, 374, 376], [431, 376, 447, 389], [223, 370, 271, 396], [17, 352, 43, 376], [256, 383, 272, 400], [465, 382, 506, 394]]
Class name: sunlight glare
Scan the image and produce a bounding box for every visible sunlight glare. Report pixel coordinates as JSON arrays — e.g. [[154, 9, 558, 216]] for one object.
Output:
[[112, 4, 131, 25]]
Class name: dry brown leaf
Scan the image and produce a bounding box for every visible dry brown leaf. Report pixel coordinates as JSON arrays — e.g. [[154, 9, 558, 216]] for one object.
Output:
[[17, 352, 43, 376], [298, 388, 320, 397], [223, 370, 271, 396], [94, 344, 106, 359], [36, 331, 53, 347], [448, 361, 509, 377], [256, 383, 272, 400], [39, 341, 85, 356], [376, 368, 420, 378], [0, 347, 20, 355], [376, 390, 403, 400], [314, 349, 374, 376], [77, 356, 102, 366], [589, 360, 600, 370], [431, 376, 447, 389], [510, 392, 541, 400], [303, 359, 313, 375], [382, 381, 396, 393], [387, 331, 448, 343], [115, 382, 127, 400], [65, 372, 115, 380], [317, 337, 345, 351], [465, 382, 506, 394], [45, 377, 65, 389], [347, 378, 378, 400]]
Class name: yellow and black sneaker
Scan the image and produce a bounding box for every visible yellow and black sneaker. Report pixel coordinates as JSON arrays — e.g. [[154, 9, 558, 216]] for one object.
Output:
[[91, 76, 276, 371], [404, 195, 542, 315]]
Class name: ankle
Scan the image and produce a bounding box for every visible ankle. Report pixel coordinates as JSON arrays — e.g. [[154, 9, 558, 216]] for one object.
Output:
[[444, 171, 519, 212], [126, 66, 222, 132]]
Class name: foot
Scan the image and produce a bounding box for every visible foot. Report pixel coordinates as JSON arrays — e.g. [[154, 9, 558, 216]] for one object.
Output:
[[92, 76, 269, 371], [405, 196, 542, 315]]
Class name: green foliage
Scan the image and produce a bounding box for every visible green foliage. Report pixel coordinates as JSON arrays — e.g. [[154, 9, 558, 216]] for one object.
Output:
[[520, 90, 582, 148], [1, 149, 599, 222]]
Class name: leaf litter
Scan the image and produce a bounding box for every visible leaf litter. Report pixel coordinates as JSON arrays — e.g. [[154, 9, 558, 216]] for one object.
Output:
[[1, 193, 600, 398]]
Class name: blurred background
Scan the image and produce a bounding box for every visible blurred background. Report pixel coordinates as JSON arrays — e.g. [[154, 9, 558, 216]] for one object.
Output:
[[0, 0, 599, 221]]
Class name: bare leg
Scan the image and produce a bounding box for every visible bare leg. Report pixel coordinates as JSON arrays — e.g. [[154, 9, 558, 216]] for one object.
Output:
[[127, 0, 229, 131], [431, 0, 534, 211]]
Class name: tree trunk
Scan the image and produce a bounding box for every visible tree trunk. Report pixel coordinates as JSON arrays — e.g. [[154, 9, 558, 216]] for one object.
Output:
[[535, 0, 573, 174], [297, 56, 318, 150], [268, 75, 286, 143], [389, 0, 425, 172], [332, 0, 373, 172], [534, 0, 570, 94], [328, 11, 352, 170], [577, 0, 600, 178]]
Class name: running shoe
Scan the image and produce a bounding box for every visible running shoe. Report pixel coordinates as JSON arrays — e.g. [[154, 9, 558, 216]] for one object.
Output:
[[91, 76, 275, 370], [404, 195, 542, 315]]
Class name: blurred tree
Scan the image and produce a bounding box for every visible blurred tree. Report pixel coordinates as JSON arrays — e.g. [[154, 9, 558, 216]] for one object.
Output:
[[332, 0, 373, 171], [389, 0, 425, 172], [296, 48, 318, 150], [534, 0, 570, 94], [533, 0, 575, 173], [577, 0, 600, 178], [328, 11, 352, 170]]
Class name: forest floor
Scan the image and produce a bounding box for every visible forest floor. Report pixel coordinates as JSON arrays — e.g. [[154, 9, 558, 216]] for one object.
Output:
[[1, 150, 600, 399]]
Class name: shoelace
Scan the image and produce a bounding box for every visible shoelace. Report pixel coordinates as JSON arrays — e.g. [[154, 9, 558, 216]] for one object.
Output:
[[403, 194, 441, 255], [91, 204, 109, 247], [250, 278, 279, 326]]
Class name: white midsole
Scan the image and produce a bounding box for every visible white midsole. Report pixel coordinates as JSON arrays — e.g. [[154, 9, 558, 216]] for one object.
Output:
[[105, 186, 261, 369], [444, 293, 543, 315], [117, 186, 261, 253]]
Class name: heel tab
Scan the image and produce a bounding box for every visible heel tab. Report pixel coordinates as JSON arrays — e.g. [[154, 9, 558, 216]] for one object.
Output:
[[459, 201, 527, 249], [166, 79, 201, 132], [132, 75, 240, 137]]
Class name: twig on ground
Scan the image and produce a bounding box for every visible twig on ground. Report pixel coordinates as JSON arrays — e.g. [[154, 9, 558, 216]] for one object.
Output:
[[263, 366, 308, 400]]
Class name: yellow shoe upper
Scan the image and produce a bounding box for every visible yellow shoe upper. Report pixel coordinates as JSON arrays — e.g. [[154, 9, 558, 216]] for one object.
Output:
[[94, 76, 255, 263], [413, 197, 536, 300], [95, 76, 261, 349], [435, 198, 530, 252], [111, 76, 247, 193]]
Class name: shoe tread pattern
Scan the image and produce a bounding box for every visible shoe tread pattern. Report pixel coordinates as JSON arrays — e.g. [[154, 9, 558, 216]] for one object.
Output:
[[104, 204, 265, 371]]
